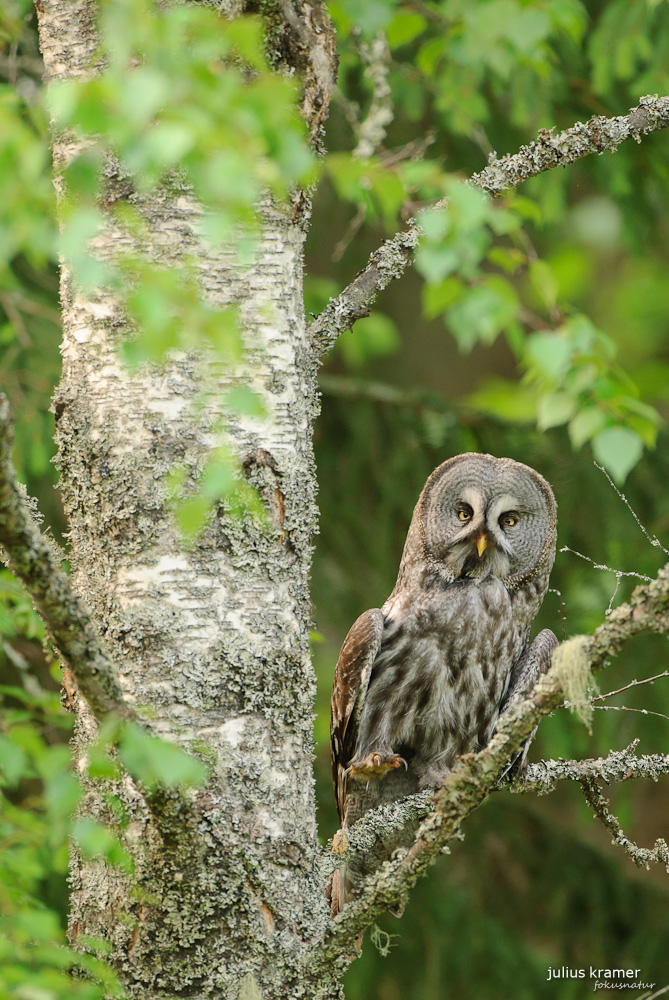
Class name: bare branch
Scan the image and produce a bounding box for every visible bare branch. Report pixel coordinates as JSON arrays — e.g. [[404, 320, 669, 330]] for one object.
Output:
[[592, 670, 669, 703], [312, 564, 669, 962], [308, 94, 669, 356], [0, 395, 134, 721], [580, 775, 669, 871]]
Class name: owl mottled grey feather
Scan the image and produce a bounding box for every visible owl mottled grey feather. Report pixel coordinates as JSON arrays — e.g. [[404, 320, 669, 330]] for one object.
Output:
[[329, 453, 557, 914]]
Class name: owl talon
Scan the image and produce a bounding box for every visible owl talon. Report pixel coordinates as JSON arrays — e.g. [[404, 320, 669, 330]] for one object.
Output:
[[347, 752, 407, 778]]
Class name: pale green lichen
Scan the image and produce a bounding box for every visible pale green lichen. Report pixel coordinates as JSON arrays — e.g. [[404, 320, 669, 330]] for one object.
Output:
[[238, 973, 264, 1000], [552, 634, 599, 732]]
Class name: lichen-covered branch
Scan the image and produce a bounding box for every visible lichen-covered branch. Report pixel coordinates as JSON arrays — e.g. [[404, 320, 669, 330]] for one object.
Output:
[[513, 741, 669, 795], [308, 94, 669, 356], [320, 789, 435, 878], [352, 32, 393, 159], [318, 743, 669, 873], [0, 395, 133, 721], [471, 94, 669, 195], [580, 775, 669, 871], [309, 223, 420, 356], [312, 564, 669, 965]]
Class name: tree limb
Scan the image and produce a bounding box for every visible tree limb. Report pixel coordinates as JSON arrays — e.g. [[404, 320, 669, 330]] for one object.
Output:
[[319, 742, 669, 877], [513, 741, 669, 795], [311, 564, 669, 966], [580, 775, 669, 871], [0, 394, 134, 721], [469, 93, 669, 195], [308, 94, 669, 356], [309, 223, 420, 357]]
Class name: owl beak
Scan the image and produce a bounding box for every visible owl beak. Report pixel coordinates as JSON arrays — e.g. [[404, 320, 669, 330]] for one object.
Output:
[[476, 533, 488, 558]]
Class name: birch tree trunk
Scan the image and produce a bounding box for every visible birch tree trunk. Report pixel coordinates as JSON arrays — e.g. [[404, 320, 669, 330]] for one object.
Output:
[[35, 1, 340, 996]]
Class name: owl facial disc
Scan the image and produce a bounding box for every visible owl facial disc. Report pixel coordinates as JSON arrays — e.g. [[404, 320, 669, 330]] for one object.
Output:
[[418, 453, 556, 585]]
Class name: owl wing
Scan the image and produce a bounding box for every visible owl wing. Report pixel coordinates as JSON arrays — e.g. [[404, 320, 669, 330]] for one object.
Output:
[[499, 627, 558, 778], [330, 607, 385, 826], [502, 628, 558, 709]]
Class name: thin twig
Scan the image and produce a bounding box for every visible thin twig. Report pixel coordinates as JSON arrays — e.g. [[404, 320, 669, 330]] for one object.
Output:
[[558, 546, 652, 582], [592, 670, 669, 702], [591, 705, 669, 723], [559, 545, 652, 615], [595, 461, 669, 556]]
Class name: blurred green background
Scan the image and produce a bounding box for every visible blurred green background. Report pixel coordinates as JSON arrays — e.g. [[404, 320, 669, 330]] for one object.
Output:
[[2, 0, 669, 996]]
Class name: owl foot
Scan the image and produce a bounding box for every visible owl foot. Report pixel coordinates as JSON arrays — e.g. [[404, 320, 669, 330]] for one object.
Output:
[[347, 752, 407, 779]]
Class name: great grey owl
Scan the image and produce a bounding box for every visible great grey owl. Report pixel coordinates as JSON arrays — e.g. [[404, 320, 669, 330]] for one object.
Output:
[[329, 453, 557, 915]]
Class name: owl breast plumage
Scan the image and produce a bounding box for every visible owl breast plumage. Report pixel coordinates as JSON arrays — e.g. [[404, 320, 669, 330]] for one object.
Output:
[[330, 453, 558, 912]]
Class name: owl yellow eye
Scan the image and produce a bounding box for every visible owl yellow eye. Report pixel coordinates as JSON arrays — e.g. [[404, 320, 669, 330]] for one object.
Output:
[[457, 505, 473, 522], [501, 513, 518, 527]]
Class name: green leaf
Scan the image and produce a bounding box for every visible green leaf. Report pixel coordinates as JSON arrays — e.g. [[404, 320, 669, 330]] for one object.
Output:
[[335, 0, 397, 36], [72, 818, 134, 873], [119, 723, 209, 789], [226, 386, 267, 418], [200, 458, 238, 500], [591, 426, 644, 483], [537, 391, 576, 430], [447, 278, 518, 352], [421, 277, 463, 319], [386, 11, 427, 48], [487, 246, 525, 274], [525, 332, 572, 380], [529, 258, 558, 310], [568, 406, 607, 449], [467, 378, 538, 423], [414, 244, 460, 284], [446, 179, 489, 231], [417, 206, 450, 243], [58, 209, 113, 293], [176, 495, 211, 537]]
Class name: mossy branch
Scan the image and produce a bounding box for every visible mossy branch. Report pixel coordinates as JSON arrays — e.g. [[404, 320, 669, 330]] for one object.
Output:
[[0, 394, 134, 721], [308, 94, 669, 356]]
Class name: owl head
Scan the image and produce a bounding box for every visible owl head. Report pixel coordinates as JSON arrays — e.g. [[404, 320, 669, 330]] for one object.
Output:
[[399, 453, 557, 588]]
